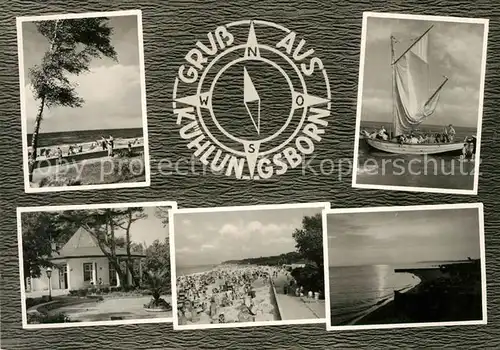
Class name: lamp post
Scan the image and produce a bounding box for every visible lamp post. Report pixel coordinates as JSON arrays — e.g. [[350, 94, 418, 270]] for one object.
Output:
[[46, 267, 53, 301]]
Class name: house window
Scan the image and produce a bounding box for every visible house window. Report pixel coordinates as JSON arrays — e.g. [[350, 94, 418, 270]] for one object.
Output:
[[83, 263, 93, 282]]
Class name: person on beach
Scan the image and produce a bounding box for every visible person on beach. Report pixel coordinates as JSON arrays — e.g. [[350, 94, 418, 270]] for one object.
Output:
[[209, 296, 218, 323], [57, 147, 63, 165], [105, 135, 114, 157], [178, 305, 188, 325], [101, 137, 107, 151], [237, 296, 257, 322]]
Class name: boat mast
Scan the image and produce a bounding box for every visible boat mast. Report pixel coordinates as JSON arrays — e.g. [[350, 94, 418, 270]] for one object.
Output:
[[424, 75, 449, 107], [392, 25, 434, 65], [390, 35, 396, 139]]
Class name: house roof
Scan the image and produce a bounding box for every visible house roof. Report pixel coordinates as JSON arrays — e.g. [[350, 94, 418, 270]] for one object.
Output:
[[51, 227, 146, 260]]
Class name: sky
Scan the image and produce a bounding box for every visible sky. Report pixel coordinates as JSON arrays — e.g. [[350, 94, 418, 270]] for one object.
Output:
[[361, 16, 486, 128], [174, 207, 322, 267], [327, 208, 481, 267], [114, 206, 169, 247], [22, 14, 144, 133]]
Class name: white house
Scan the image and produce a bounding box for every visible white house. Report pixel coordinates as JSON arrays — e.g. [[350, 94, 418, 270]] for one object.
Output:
[[26, 227, 146, 293]]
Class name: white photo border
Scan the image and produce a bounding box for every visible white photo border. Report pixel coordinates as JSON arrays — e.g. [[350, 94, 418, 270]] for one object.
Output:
[[323, 202, 487, 331], [351, 12, 489, 195], [17, 9, 151, 193], [17, 200, 177, 329], [169, 201, 331, 330]]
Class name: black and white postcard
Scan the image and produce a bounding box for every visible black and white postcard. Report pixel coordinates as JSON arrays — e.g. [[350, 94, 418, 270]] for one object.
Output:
[[170, 202, 330, 330], [352, 12, 488, 195], [17, 201, 175, 329], [17, 10, 150, 193], [323, 203, 487, 330]]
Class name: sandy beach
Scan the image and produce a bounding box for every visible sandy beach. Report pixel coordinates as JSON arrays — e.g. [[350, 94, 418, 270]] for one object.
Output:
[[176, 265, 290, 325]]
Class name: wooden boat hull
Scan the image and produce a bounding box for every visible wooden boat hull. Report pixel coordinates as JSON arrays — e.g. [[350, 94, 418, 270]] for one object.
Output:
[[365, 138, 464, 155]]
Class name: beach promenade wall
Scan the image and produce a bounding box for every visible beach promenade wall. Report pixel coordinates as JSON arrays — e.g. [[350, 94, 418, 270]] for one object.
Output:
[[34, 145, 143, 169], [269, 278, 283, 321]]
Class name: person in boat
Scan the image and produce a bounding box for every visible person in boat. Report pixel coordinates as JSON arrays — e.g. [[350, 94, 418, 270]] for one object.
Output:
[[446, 124, 456, 142], [360, 130, 376, 139], [435, 132, 443, 143], [376, 126, 389, 141], [428, 133, 436, 144], [394, 134, 404, 144], [405, 131, 419, 144]]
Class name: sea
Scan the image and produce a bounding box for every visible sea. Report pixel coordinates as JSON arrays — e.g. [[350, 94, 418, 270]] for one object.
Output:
[[329, 262, 459, 325], [357, 121, 477, 191], [27, 128, 144, 147]]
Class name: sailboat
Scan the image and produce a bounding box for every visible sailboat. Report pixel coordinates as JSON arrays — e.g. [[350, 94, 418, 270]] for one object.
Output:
[[363, 26, 468, 155]]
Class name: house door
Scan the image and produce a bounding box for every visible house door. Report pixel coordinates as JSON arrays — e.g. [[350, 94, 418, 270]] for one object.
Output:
[[59, 266, 68, 289], [109, 262, 117, 286]]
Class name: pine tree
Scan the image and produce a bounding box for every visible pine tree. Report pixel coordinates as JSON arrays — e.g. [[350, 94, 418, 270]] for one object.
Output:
[[28, 17, 117, 181]]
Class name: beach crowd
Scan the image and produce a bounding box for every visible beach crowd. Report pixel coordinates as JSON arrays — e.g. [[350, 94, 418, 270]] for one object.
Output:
[[176, 265, 291, 325]]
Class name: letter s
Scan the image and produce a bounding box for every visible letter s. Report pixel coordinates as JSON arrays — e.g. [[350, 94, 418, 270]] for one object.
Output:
[[301, 57, 324, 77]]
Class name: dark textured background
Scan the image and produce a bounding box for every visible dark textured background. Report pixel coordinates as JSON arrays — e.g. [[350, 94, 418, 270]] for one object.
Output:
[[1, 0, 499, 349]]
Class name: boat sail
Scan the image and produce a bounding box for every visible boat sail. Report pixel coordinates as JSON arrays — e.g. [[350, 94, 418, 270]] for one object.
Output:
[[392, 26, 447, 137], [364, 26, 467, 156]]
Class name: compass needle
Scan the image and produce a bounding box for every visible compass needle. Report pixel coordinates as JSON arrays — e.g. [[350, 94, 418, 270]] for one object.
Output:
[[243, 67, 261, 134]]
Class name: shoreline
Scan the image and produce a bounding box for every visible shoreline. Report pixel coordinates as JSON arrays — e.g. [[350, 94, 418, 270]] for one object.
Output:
[[343, 277, 421, 326], [344, 261, 482, 326], [29, 137, 144, 162]]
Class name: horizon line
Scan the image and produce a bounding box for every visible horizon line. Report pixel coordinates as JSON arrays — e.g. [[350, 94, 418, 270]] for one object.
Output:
[[26, 126, 144, 135], [329, 258, 480, 268], [360, 119, 478, 129]]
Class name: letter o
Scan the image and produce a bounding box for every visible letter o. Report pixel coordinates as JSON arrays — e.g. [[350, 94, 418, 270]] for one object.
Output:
[[296, 136, 314, 155]]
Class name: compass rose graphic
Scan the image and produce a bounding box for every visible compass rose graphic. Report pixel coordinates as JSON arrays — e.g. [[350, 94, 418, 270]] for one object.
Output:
[[173, 20, 331, 180]]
